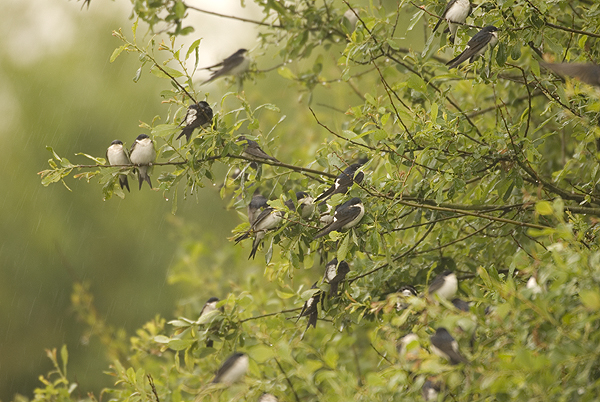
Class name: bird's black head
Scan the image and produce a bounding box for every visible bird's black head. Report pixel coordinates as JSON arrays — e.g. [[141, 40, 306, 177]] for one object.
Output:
[[110, 140, 123, 145], [441, 270, 454, 277], [237, 49, 248, 55], [136, 134, 150, 141], [206, 297, 220, 303], [347, 197, 362, 206], [398, 285, 418, 297], [484, 26, 499, 32], [295, 191, 310, 199], [327, 257, 339, 266], [435, 327, 450, 336]]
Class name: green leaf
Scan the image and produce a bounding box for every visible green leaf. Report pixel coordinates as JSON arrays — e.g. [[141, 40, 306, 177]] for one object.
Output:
[[535, 201, 553, 215], [337, 233, 350, 262], [580, 290, 600, 311], [110, 46, 125, 63], [60, 345, 68, 375], [186, 39, 201, 60]]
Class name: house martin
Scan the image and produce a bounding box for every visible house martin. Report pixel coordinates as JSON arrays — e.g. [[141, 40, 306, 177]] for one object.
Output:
[[248, 191, 269, 225], [238, 136, 279, 162], [235, 207, 283, 259], [541, 62, 600, 87], [430, 327, 468, 365], [106, 140, 131, 192], [315, 163, 364, 204], [422, 379, 442, 401], [427, 270, 458, 301], [212, 352, 249, 384], [451, 297, 470, 312], [202, 49, 250, 85], [297, 283, 322, 339], [129, 134, 156, 190], [314, 197, 365, 239], [285, 191, 315, 219], [258, 394, 278, 402], [446, 26, 499, 69], [176, 101, 213, 141], [323, 258, 350, 296], [432, 0, 471, 40]]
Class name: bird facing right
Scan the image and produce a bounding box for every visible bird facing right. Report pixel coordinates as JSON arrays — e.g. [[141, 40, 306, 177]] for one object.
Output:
[[446, 26, 499, 69]]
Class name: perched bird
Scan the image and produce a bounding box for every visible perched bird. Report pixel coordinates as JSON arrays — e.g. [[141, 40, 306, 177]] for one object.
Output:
[[427, 270, 458, 301], [342, 8, 359, 33], [526, 276, 542, 295], [397, 333, 421, 361], [235, 207, 283, 259], [285, 191, 315, 219], [396, 285, 418, 311], [199, 297, 222, 348], [452, 297, 470, 312], [323, 258, 350, 296], [314, 197, 365, 239], [199, 297, 222, 319], [422, 379, 442, 401], [430, 327, 468, 365], [106, 140, 131, 192], [298, 283, 322, 338], [315, 163, 365, 204], [432, 0, 471, 41], [212, 352, 249, 384], [176, 101, 213, 141], [248, 191, 269, 225], [446, 26, 499, 69], [129, 134, 156, 190], [238, 136, 279, 162], [201, 49, 250, 85], [258, 394, 279, 402], [398, 285, 418, 297], [541, 62, 600, 87]]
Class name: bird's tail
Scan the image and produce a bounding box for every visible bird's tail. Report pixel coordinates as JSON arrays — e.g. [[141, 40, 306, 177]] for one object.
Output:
[[137, 167, 153, 190], [119, 175, 130, 192]]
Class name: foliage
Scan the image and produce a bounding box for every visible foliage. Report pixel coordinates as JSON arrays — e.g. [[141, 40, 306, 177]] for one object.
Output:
[[32, 0, 600, 401]]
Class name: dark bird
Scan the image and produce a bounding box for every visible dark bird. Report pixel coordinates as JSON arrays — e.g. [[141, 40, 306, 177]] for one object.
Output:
[[212, 352, 249, 384], [176, 101, 213, 141], [452, 297, 470, 312], [541, 62, 600, 87], [238, 136, 279, 162], [297, 283, 322, 339], [430, 327, 468, 365], [314, 197, 365, 239], [106, 140, 131, 192], [201, 49, 250, 85], [432, 0, 471, 41], [446, 26, 499, 69], [315, 163, 365, 204], [235, 207, 283, 259], [129, 134, 156, 190], [427, 270, 458, 301], [248, 191, 269, 225], [422, 379, 442, 401], [199, 297, 222, 348], [285, 191, 315, 219], [323, 258, 350, 296]]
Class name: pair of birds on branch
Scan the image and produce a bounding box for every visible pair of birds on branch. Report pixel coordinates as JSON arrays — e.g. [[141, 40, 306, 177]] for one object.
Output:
[[106, 134, 156, 191], [235, 162, 366, 259], [435, 0, 600, 83]]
